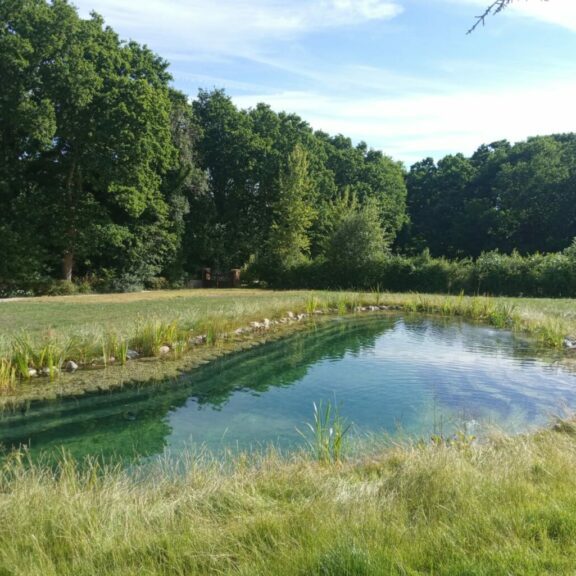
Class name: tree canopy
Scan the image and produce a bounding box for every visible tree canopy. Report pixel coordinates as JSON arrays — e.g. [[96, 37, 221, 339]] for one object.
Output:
[[0, 0, 573, 296]]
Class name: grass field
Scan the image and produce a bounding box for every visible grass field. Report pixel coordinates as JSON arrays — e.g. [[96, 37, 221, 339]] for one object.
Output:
[[1, 289, 575, 400], [1, 289, 576, 574], [2, 422, 576, 574], [2, 289, 576, 342]]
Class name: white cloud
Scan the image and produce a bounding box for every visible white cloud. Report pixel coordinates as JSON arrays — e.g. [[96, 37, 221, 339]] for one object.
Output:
[[232, 77, 576, 165], [73, 0, 402, 58]]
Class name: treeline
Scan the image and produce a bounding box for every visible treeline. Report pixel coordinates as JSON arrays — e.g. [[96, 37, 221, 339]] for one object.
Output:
[[0, 0, 406, 295], [1, 1, 576, 298], [401, 136, 576, 257]]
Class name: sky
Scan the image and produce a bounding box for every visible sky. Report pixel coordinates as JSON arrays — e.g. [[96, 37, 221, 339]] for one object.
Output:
[[71, 0, 576, 166]]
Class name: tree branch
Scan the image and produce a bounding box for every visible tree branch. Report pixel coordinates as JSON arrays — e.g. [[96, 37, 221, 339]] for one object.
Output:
[[467, 0, 548, 34], [467, 0, 514, 34]]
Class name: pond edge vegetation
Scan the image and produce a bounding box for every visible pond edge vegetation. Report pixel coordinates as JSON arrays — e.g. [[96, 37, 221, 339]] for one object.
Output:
[[1, 290, 575, 406]]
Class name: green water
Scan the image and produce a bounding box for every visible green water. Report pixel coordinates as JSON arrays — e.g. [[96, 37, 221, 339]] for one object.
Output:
[[1, 315, 575, 462]]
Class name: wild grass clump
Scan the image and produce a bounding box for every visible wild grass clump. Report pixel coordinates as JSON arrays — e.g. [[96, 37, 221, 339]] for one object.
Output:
[[0, 359, 16, 389], [10, 334, 69, 379], [130, 319, 184, 356], [2, 423, 576, 574], [298, 401, 351, 463]]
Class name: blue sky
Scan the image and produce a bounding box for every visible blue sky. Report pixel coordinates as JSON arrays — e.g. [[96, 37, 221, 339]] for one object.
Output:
[[72, 0, 576, 166]]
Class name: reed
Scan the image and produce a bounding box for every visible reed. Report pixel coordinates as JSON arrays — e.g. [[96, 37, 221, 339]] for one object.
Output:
[[298, 401, 351, 463]]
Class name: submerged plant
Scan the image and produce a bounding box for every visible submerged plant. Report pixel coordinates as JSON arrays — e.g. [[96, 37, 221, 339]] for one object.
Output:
[[298, 401, 351, 463]]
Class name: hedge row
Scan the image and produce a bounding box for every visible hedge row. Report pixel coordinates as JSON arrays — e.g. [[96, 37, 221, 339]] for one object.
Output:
[[278, 250, 576, 297]]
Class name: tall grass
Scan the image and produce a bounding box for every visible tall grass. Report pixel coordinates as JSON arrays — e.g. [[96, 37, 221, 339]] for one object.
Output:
[[2, 423, 576, 574], [298, 401, 351, 463]]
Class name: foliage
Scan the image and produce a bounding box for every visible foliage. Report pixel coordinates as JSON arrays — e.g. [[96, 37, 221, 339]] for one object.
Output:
[[401, 136, 576, 258]]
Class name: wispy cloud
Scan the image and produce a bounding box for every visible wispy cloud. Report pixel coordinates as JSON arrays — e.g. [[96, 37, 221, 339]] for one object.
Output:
[[74, 0, 403, 59], [233, 76, 576, 165]]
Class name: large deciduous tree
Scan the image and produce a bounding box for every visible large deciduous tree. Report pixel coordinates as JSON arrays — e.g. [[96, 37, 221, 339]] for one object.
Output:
[[0, 0, 181, 286]]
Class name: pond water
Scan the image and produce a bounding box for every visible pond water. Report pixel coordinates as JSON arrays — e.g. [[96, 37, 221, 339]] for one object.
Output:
[[1, 315, 576, 462]]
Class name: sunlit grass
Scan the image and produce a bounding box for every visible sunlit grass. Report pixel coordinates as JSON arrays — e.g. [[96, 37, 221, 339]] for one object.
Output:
[[2, 422, 576, 574], [0, 289, 574, 393]]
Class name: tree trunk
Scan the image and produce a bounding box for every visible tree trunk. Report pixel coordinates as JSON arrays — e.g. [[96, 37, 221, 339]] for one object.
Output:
[[62, 251, 74, 282], [62, 159, 79, 281]]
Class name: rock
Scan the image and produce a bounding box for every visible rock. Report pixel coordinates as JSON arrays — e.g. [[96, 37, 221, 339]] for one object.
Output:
[[126, 349, 139, 360], [262, 318, 271, 329], [65, 360, 79, 373], [367, 306, 379, 312], [191, 335, 207, 345], [313, 309, 324, 315], [379, 305, 389, 310], [287, 311, 295, 319], [564, 338, 576, 349], [235, 327, 247, 335], [28, 368, 38, 378], [297, 313, 306, 321], [159, 345, 171, 355], [250, 321, 262, 329]]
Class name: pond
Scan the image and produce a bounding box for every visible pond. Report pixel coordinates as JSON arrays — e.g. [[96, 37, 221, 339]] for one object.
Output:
[[1, 314, 575, 462]]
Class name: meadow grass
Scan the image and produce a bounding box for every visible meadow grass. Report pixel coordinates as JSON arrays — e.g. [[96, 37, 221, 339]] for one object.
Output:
[[1, 289, 575, 392], [2, 423, 576, 574], [0, 290, 576, 573]]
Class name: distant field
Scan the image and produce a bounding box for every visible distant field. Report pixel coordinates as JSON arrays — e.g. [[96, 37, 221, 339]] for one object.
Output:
[[0, 289, 321, 347], [1, 289, 575, 344]]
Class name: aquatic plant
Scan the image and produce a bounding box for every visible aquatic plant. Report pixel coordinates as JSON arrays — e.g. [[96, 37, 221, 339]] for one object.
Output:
[[298, 401, 351, 463]]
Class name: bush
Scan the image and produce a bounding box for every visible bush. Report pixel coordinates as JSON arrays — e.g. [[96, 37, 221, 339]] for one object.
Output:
[[277, 249, 576, 297]]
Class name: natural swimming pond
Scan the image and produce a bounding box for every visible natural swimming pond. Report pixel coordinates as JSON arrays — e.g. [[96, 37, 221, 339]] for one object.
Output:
[[1, 314, 575, 462]]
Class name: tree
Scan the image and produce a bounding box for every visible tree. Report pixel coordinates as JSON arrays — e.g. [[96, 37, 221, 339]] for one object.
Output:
[[0, 0, 180, 285], [261, 144, 316, 277], [327, 198, 388, 270]]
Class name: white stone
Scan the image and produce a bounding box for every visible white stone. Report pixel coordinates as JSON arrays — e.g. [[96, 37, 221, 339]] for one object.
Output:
[[159, 345, 171, 355], [28, 368, 38, 377], [564, 338, 576, 349], [126, 349, 139, 360], [287, 311, 295, 319], [262, 318, 271, 329]]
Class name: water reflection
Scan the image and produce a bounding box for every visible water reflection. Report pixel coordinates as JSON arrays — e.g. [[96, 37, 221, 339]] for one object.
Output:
[[0, 315, 574, 462]]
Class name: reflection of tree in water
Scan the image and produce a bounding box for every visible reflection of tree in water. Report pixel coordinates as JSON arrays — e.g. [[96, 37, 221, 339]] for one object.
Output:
[[0, 316, 396, 462], [2, 315, 565, 463], [190, 316, 397, 406]]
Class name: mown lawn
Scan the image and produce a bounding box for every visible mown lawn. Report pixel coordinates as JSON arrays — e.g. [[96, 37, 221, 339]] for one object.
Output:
[[1, 288, 575, 345]]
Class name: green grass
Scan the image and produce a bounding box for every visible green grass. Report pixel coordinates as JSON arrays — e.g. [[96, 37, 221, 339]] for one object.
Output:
[[2, 423, 576, 574], [0, 289, 576, 573], [1, 289, 575, 394]]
